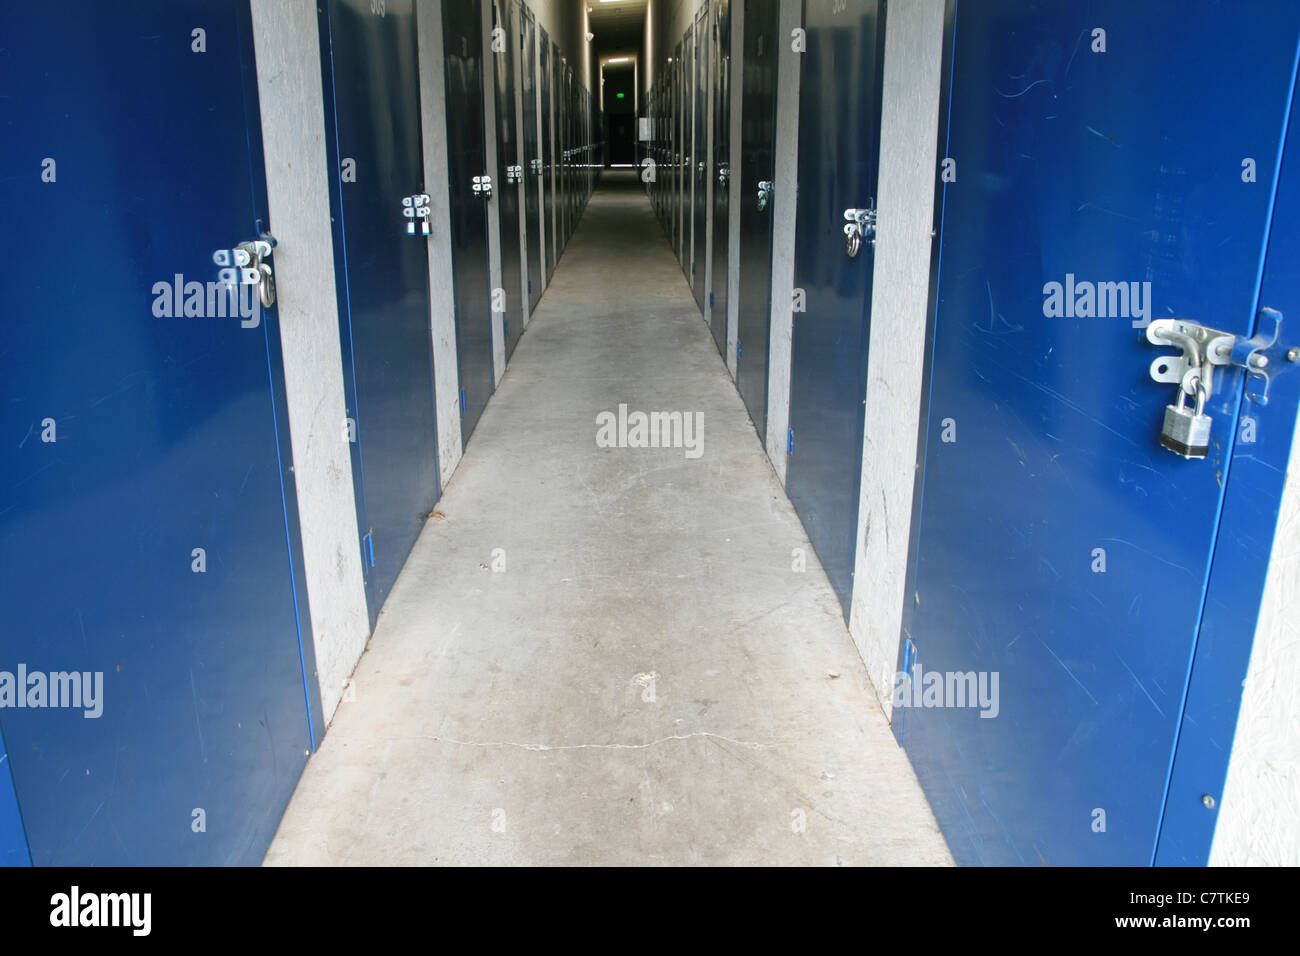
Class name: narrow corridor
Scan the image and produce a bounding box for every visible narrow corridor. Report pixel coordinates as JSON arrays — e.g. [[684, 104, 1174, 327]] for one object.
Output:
[[265, 172, 951, 865]]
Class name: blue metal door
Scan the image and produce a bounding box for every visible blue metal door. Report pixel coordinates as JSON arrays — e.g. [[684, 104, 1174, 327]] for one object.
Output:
[[0, 0, 321, 864], [540, 31, 556, 283], [677, 53, 683, 244], [673, 41, 684, 263], [900, 0, 1300, 866], [564, 66, 574, 243], [321, 0, 440, 624], [567, 68, 575, 243], [494, 0, 524, 360], [693, 5, 711, 311], [521, 6, 543, 313], [558, 67, 566, 247], [444, 0, 495, 444], [1157, 72, 1300, 863], [709, 0, 731, 355], [682, 28, 694, 275], [786, 0, 887, 615], [735, 0, 779, 438]]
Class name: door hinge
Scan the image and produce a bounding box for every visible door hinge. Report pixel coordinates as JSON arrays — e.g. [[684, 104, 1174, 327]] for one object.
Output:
[[787, 428, 794, 455], [213, 238, 276, 308], [843, 201, 877, 258], [504, 319, 509, 340], [736, 339, 742, 359], [460, 388, 467, 412], [363, 530, 376, 569], [401, 193, 431, 236], [709, 291, 714, 308]]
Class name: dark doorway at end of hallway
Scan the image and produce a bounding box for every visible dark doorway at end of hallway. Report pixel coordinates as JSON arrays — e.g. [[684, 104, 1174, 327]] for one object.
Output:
[[604, 64, 636, 166]]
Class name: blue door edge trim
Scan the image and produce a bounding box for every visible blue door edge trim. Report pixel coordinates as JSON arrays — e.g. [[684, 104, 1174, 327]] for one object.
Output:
[[1152, 30, 1300, 866], [237, 0, 324, 751]]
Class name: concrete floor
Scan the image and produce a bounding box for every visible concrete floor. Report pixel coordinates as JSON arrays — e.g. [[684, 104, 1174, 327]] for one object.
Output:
[[265, 171, 952, 866]]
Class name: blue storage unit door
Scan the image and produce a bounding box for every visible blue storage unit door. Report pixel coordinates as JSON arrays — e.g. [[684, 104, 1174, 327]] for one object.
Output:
[[676, 40, 686, 260], [521, 6, 544, 313], [734, 0, 780, 439], [709, 0, 732, 356], [556, 67, 565, 249], [563, 67, 573, 245], [676, 51, 686, 257], [444, 0, 496, 445], [1157, 69, 1300, 864], [693, 4, 711, 311], [899, 0, 1300, 865], [566, 73, 574, 233], [320, 0, 441, 625], [681, 30, 694, 273], [540, 30, 556, 284], [494, 0, 525, 360], [550, 41, 562, 267], [786, 0, 887, 615], [0, 0, 322, 864]]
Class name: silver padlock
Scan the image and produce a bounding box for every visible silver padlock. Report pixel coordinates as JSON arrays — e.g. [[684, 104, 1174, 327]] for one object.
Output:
[[1160, 379, 1211, 459]]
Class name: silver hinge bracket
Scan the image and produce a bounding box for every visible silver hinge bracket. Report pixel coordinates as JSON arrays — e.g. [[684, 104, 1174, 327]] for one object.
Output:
[[843, 203, 877, 258]]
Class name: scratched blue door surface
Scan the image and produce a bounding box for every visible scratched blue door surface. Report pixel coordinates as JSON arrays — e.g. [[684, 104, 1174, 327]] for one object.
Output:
[[786, 0, 886, 615], [899, 0, 1300, 865], [321, 0, 440, 625], [0, 0, 320, 864]]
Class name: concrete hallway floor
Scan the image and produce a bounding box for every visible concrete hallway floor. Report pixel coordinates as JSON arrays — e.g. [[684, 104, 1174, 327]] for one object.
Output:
[[265, 170, 953, 866]]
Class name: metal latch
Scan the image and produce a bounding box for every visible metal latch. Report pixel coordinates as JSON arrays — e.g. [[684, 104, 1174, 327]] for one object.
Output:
[[756, 180, 773, 212], [472, 175, 493, 200], [1146, 309, 1293, 459], [717, 164, 729, 188], [213, 237, 275, 307], [1147, 308, 1287, 407], [401, 193, 431, 236], [843, 203, 877, 258]]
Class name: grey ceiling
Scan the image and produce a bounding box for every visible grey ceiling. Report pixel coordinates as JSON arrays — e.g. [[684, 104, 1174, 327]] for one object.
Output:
[[587, 0, 647, 56]]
